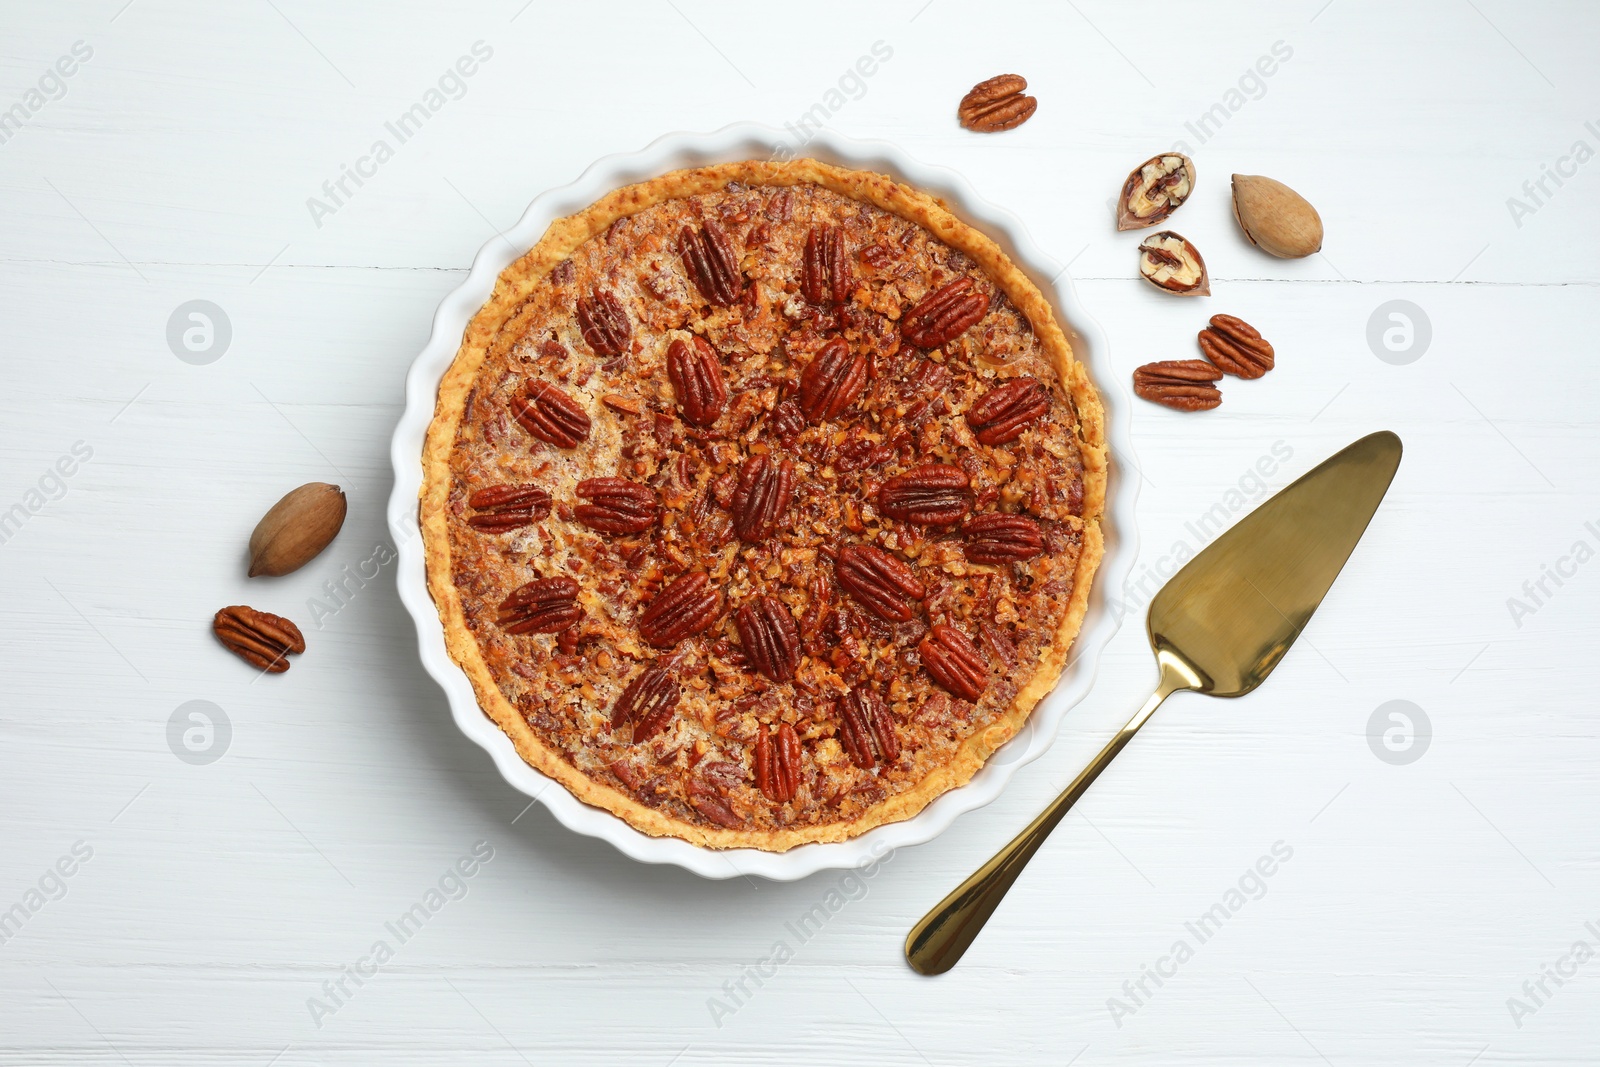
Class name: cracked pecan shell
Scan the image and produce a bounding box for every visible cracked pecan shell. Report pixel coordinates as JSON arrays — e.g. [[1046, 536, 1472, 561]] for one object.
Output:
[[802, 224, 852, 305], [838, 684, 899, 769], [878, 464, 972, 525], [574, 477, 659, 534], [961, 513, 1045, 564], [1198, 314, 1274, 378], [576, 288, 630, 357], [735, 595, 801, 683], [213, 605, 305, 673], [638, 571, 722, 648], [965, 377, 1050, 446], [612, 665, 680, 743], [835, 544, 926, 623], [512, 380, 590, 449], [798, 338, 868, 423], [466, 484, 552, 530], [919, 623, 989, 702], [667, 335, 729, 426], [901, 277, 989, 349], [731, 454, 794, 543], [678, 222, 743, 306], [497, 576, 583, 635], [755, 722, 802, 804]]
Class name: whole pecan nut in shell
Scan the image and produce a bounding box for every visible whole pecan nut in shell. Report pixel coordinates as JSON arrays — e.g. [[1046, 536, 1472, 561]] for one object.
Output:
[[1198, 314, 1275, 378], [878, 464, 972, 526], [678, 222, 743, 306], [838, 684, 900, 769], [735, 595, 802, 683], [638, 571, 722, 648], [213, 605, 305, 673], [731, 454, 794, 543], [901, 277, 990, 349], [919, 623, 989, 702], [1132, 360, 1223, 411], [754, 722, 802, 804], [961, 513, 1046, 564], [574, 478, 659, 535], [834, 544, 926, 623], [576, 288, 630, 357], [798, 338, 868, 423], [965, 376, 1050, 445], [666, 335, 729, 426], [497, 576, 583, 635], [512, 380, 591, 448], [466, 484, 552, 530], [958, 74, 1038, 132]]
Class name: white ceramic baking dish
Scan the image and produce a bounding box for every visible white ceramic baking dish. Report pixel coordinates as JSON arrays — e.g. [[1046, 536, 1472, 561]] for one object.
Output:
[[387, 123, 1138, 880]]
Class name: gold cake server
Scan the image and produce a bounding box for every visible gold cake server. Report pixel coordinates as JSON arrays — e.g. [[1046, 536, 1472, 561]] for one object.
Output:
[[906, 430, 1403, 975]]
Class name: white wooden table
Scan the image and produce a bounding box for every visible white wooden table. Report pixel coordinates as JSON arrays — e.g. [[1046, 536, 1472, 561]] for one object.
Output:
[[3, 1, 1597, 1062]]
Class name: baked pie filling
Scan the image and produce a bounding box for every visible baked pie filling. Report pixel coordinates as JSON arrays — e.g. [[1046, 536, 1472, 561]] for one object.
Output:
[[422, 160, 1105, 850]]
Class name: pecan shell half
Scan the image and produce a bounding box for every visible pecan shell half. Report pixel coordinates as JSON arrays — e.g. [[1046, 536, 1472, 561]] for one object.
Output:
[[1198, 314, 1275, 378], [497, 576, 583, 635], [466, 484, 552, 530], [901, 277, 990, 348], [1138, 231, 1210, 296], [678, 222, 743, 306], [213, 605, 305, 673], [834, 544, 926, 623], [919, 624, 989, 702], [1117, 153, 1197, 231], [965, 377, 1050, 445], [666, 335, 729, 426], [957, 74, 1038, 132], [878, 464, 972, 525], [638, 571, 722, 648], [838, 684, 900, 770], [962, 513, 1046, 564], [735, 595, 801, 683], [731, 454, 794, 543], [512, 380, 591, 449], [576, 288, 630, 357], [1132, 360, 1223, 411], [574, 477, 659, 534], [802, 224, 852, 306], [612, 665, 680, 743], [798, 338, 868, 422], [755, 722, 801, 804]]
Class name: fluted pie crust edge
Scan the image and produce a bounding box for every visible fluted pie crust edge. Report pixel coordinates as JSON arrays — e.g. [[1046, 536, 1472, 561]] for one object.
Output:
[[420, 158, 1106, 851]]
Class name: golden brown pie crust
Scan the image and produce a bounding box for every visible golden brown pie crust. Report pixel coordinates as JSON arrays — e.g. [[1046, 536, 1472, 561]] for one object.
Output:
[[421, 159, 1106, 851]]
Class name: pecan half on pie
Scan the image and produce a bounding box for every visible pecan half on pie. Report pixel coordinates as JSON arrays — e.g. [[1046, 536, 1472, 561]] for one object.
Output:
[[421, 160, 1106, 851]]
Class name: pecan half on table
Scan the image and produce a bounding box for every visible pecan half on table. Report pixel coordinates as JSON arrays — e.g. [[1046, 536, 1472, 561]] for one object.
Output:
[[1198, 314, 1275, 378], [1132, 359, 1223, 411], [213, 605, 305, 673], [957, 74, 1037, 132]]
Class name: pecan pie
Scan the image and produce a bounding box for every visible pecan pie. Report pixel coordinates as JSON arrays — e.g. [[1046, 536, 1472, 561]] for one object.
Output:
[[421, 159, 1106, 851]]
